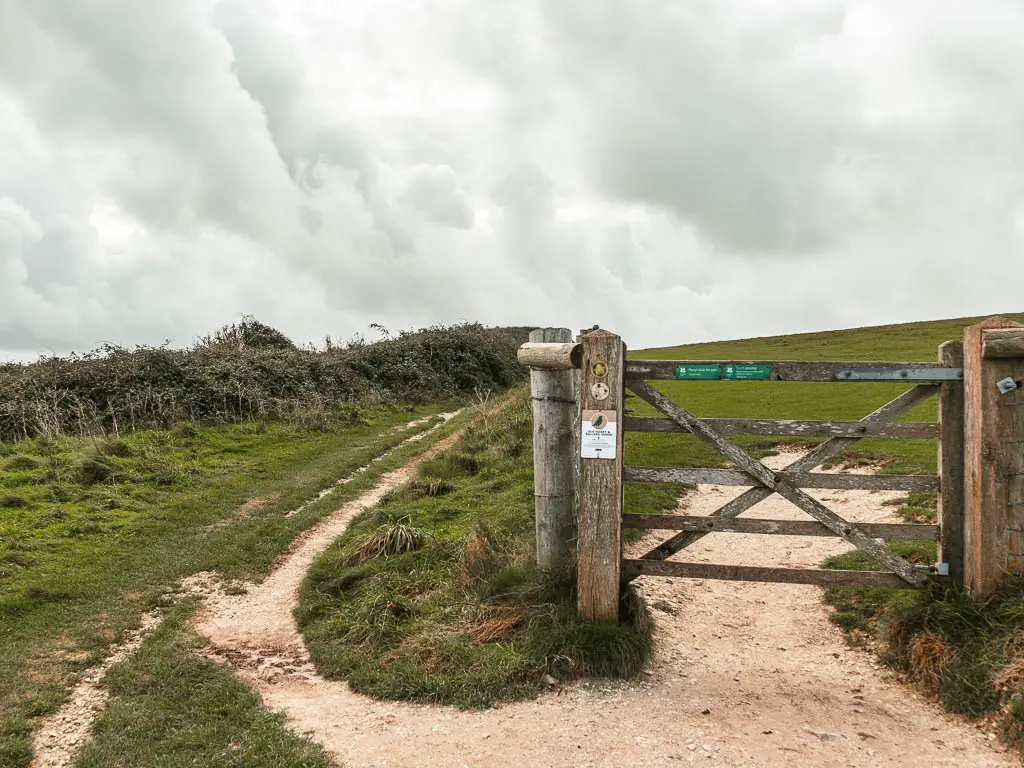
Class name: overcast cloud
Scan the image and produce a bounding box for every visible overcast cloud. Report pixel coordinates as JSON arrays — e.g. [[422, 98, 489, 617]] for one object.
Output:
[[1, 0, 1022, 359]]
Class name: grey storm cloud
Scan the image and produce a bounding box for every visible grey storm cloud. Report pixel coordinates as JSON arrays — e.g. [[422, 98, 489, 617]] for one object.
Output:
[[0, 0, 1022, 359]]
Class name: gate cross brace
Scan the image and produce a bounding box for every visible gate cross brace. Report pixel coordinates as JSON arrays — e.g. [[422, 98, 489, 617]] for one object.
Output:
[[638, 384, 940, 562], [627, 380, 931, 587]]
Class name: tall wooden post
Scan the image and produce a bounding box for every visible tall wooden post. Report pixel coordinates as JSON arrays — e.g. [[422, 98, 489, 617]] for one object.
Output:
[[962, 317, 1024, 596], [577, 330, 625, 622], [937, 339, 965, 585], [525, 328, 578, 570]]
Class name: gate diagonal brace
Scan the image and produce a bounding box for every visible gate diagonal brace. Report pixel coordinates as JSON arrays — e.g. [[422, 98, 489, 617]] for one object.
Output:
[[627, 381, 931, 587], [638, 384, 938, 562]]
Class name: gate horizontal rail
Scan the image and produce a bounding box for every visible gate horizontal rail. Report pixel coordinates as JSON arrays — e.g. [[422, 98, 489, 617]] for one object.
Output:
[[626, 359, 961, 383], [624, 415, 938, 439], [621, 514, 938, 540], [621, 560, 940, 589], [625, 466, 940, 492]]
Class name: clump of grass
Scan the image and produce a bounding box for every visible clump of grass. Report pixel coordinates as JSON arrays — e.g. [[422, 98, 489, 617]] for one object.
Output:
[[99, 438, 133, 458], [352, 522, 427, 564], [4, 455, 39, 471], [0, 495, 28, 509], [884, 492, 937, 524], [74, 454, 118, 486], [298, 393, 653, 708], [410, 479, 454, 498]]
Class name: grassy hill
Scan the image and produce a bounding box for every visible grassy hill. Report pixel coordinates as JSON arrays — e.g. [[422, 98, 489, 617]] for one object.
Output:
[[624, 313, 1023, 478], [633, 313, 1024, 360]]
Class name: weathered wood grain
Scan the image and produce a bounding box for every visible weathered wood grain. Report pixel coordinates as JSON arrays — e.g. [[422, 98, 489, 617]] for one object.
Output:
[[621, 559, 928, 589], [517, 341, 583, 370], [623, 415, 937, 439], [528, 329, 578, 571], [627, 359, 956, 383], [638, 385, 939, 562], [963, 317, 1024, 595], [621, 514, 938, 540], [982, 328, 1024, 359], [937, 340, 966, 585], [628, 380, 930, 586], [577, 330, 624, 622], [624, 466, 939, 492]]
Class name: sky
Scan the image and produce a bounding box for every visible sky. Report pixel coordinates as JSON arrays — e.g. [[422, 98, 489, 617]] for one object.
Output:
[[1, 0, 1023, 360]]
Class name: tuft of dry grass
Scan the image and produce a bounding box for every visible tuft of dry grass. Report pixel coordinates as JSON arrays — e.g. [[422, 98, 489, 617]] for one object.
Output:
[[463, 604, 529, 643], [237, 494, 281, 518], [907, 632, 958, 694], [352, 522, 426, 564], [461, 521, 500, 585], [410, 480, 454, 498]]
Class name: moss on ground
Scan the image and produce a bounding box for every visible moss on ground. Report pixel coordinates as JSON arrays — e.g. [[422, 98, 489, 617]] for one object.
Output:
[[297, 393, 654, 708]]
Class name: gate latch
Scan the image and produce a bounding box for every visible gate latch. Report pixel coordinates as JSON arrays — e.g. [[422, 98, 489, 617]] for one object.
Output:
[[997, 377, 1022, 395]]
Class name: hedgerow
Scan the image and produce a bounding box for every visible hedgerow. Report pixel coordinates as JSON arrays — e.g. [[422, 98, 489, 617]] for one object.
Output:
[[0, 320, 528, 441]]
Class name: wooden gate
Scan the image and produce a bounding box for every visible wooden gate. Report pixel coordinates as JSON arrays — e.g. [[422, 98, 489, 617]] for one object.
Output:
[[519, 319, 1024, 623], [574, 330, 964, 621]]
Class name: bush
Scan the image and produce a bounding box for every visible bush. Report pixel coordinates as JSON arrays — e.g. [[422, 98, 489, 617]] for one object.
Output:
[[0, 322, 528, 442]]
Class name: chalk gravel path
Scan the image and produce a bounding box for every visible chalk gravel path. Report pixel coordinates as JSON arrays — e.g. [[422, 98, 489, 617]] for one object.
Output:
[[32, 429, 1015, 767], [190, 448, 1012, 768]]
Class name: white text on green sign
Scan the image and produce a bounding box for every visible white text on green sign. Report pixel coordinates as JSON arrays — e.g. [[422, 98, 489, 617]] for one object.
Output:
[[675, 365, 722, 380], [723, 365, 772, 380]]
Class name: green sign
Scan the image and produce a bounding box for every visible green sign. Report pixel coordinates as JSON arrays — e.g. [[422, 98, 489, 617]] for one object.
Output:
[[675, 365, 721, 380], [723, 365, 772, 380]]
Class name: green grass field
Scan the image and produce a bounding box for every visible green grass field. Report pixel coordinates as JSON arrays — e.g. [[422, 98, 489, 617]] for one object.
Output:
[[0, 402, 468, 768], [625, 312, 1024, 483]]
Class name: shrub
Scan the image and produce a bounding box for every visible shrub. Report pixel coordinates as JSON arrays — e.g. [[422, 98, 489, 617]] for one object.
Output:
[[0, 322, 528, 442]]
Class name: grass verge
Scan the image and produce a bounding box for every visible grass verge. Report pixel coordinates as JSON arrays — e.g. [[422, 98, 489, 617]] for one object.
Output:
[[823, 547, 1024, 759], [0, 402, 468, 768], [75, 600, 337, 768], [297, 390, 655, 709]]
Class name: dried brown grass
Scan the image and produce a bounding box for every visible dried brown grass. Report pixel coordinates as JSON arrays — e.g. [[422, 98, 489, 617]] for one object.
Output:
[[237, 494, 281, 518], [464, 604, 529, 643], [461, 522, 500, 585], [907, 632, 958, 693]]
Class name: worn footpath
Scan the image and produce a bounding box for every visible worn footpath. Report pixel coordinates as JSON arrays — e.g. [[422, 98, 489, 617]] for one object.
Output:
[[187, 450, 1013, 767]]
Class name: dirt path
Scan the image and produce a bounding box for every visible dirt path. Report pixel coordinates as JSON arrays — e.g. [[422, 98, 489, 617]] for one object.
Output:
[[191, 449, 1014, 768], [28, 411, 460, 768]]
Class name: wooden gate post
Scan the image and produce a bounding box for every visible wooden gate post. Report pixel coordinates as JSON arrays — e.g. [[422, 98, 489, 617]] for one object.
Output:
[[962, 317, 1024, 596], [577, 330, 625, 622], [521, 329, 578, 570], [937, 339, 965, 585]]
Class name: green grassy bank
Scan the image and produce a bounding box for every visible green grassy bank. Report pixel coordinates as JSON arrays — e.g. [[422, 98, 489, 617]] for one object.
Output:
[[297, 392, 656, 708], [0, 403, 466, 767]]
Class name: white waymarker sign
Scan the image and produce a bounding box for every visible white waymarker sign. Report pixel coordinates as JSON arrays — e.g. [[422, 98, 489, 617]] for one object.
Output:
[[581, 409, 617, 459]]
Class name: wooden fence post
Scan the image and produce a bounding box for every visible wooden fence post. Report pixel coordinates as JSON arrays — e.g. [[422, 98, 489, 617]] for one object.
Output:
[[962, 317, 1024, 596], [938, 339, 965, 585], [525, 328, 578, 570], [577, 330, 625, 622]]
